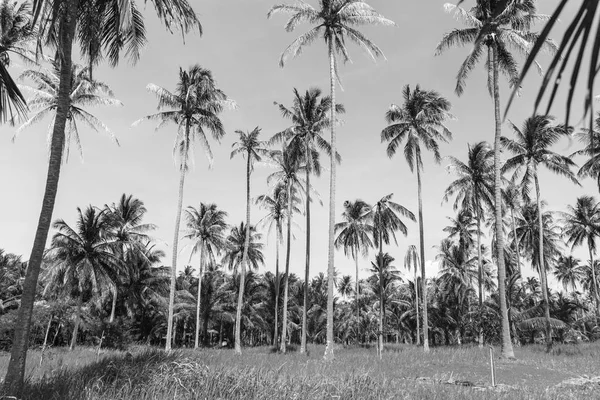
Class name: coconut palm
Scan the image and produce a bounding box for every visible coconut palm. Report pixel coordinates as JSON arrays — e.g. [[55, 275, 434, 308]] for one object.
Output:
[[503, 182, 524, 276], [436, 0, 555, 360], [337, 275, 354, 300], [230, 127, 268, 354], [334, 199, 374, 324], [571, 116, 600, 191], [268, 0, 394, 360], [560, 196, 600, 316], [443, 209, 478, 258], [6, 3, 200, 391], [369, 252, 401, 350], [0, 0, 34, 123], [403, 245, 420, 345], [502, 114, 578, 349], [372, 194, 415, 357], [554, 255, 584, 294], [15, 62, 121, 162], [182, 203, 228, 348], [381, 84, 453, 351], [271, 87, 343, 353], [443, 141, 494, 345], [135, 65, 229, 351]]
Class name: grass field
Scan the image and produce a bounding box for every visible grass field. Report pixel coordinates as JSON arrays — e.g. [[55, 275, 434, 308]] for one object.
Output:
[[1, 343, 600, 399]]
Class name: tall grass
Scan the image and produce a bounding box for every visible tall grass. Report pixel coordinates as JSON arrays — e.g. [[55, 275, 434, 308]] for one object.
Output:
[[2, 343, 600, 399]]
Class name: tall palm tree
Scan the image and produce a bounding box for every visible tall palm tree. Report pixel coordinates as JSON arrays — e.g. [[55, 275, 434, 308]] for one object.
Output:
[[271, 87, 343, 354], [436, 0, 555, 360], [135, 66, 228, 351], [230, 127, 268, 354], [571, 116, 600, 191], [15, 62, 121, 162], [256, 183, 298, 347], [443, 141, 494, 345], [554, 255, 584, 294], [182, 203, 228, 349], [268, 0, 394, 360], [502, 114, 578, 350], [5, 3, 200, 392], [334, 199, 374, 324], [560, 196, 600, 316], [403, 245, 420, 345], [381, 84, 453, 351], [372, 194, 415, 357], [0, 0, 34, 123]]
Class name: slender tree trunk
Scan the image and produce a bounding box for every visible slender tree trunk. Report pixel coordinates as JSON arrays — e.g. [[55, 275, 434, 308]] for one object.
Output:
[[274, 228, 280, 347], [195, 246, 204, 349], [534, 174, 552, 351], [414, 264, 420, 346], [280, 182, 293, 353], [166, 124, 190, 351], [70, 301, 83, 351], [40, 314, 53, 366], [355, 248, 360, 327], [491, 43, 515, 359], [235, 153, 253, 354], [416, 160, 429, 352], [511, 210, 522, 277], [588, 245, 600, 323], [324, 39, 336, 361], [301, 137, 311, 354], [475, 205, 484, 348], [109, 289, 117, 323], [378, 250, 384, 360], [3, 3, 78, 394]]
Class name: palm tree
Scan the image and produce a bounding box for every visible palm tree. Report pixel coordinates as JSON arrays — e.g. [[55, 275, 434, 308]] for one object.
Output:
[[381, 84, 453, 351], [230, 127, 268, 354], [502, 114, 579, 350], [5, 2, 200, 391], [268, 0, 394, 360], [403, 245, 420, 345], [334, 199, 374, 324], [15, 63, 122, 162], [372, 194, 415, 357], [436, 0, 555, 360], [256, 183, 298, 347], [369, 252, 401, 352], [560, 196, 600, 316], [571, 116, 600, 191], [182, 203, 228, 348], [0, 0, 34, 123], [554, 255, 584, 294], [43, 206, 121, 350], [271, 87, 343, 354], [135, 65, 229, 351], [443, 141, 494, 345], [443, 209, 477, 258], [503, 182, 524, 276], [337, 275, 354, 300]]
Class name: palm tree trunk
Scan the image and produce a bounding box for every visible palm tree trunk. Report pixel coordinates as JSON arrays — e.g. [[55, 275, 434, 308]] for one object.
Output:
[[70, 301, 83, 351], [195, 245, 204, 349], [274, 228, 280, 347], [416, 161, 429, 352], [588, 244, 600, 323], [301, 137, 311, 354], [166, 124, 190, 351], [3, 2, 79, 394], [475, 205, 484, 348], [491, 43, 515, 359], [280, 182, 293, 353], [109, 289, 117, 323], [235, 152, 253, 354], [324, 38, 336, 362], [40, 314, 53, 366], [511, 210, 522, 277], [378, 254, 384, 360], [534, 174, 552, 351], [355, 247, 360, 327], [414, 265, 420, 346]]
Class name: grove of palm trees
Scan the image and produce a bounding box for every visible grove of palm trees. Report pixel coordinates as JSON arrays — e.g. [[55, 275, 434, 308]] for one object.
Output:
[[2, 0, 600, 398]]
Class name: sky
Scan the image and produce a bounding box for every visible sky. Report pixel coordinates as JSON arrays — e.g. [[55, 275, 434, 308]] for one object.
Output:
[[0, 0, 597, 289]]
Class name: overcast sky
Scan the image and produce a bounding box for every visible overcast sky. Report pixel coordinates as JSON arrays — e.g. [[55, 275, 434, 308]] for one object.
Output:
[[0, 0, 595, 288]]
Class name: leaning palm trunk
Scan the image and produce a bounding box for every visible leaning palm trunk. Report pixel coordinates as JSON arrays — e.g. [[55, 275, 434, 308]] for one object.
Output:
[[235, 154, 253, 354], [166, 126, 190, 351], [301, 137, 311, 354], [4, 2, 79, 394], [109, 288, 117, 323], [39, 314, 53, 366], [195, 246, 204, 349], [280, 182, 293, 353], [475, 205, 484, 348], [534, 174, 552, 351], [324, 39, 336, 361], [416, 156, 429, 352], [274, 230, 280, 347], [492, 43, 515, 359], [588, 245, 600, 323]]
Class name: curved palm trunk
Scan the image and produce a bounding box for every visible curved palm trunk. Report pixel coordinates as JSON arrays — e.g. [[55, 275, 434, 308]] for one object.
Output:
[[273, 228, 280, 347], [416, 162, 429, 352], [280, 182, 293, 353], [534, 174, 552, 351], [414, 265, 420, 346], [491, 43, 515, 359], [323, 39, 336, 361], [109, 289, 117, 323], [3, 3, 78, 394], [301, 138, 311, 354], [475, 205, 484, 348], [166, 127, 190, 351], [195, 245, 204, 349], [588, 244, 599, 323], [235, 153, 253, 354]]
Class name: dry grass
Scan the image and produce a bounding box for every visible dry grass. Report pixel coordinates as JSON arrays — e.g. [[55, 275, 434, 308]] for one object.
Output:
[[1, 343, 600, 399]]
